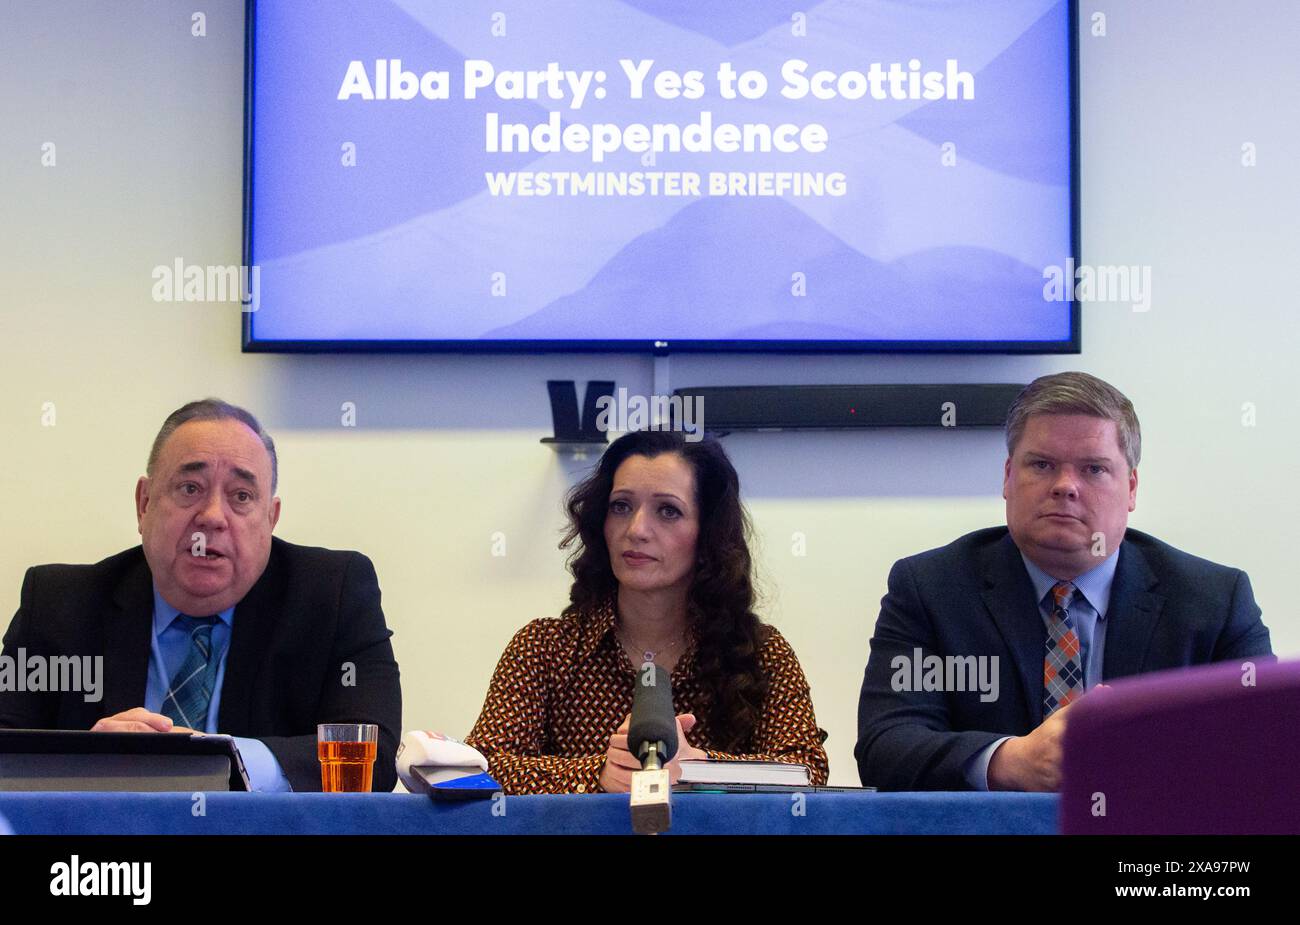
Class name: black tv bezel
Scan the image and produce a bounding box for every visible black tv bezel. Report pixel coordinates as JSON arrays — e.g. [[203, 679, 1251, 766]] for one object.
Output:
[[240, 0, 1081, 356]]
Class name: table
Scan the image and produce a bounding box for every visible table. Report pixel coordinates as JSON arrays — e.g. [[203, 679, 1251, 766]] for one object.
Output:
[[0, 791, 1058, 835]]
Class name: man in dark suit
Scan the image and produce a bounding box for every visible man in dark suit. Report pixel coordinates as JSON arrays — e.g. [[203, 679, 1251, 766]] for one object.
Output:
[[0, 399, 401, 791], [856, 372, 1271, 792]]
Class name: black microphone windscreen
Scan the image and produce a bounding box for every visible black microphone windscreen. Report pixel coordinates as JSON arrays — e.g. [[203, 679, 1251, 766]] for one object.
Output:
[[627, 663, 677, 763]]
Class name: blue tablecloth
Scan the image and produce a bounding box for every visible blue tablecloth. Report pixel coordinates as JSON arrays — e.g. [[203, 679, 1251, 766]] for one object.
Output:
[[0, 791, 1058, 835]]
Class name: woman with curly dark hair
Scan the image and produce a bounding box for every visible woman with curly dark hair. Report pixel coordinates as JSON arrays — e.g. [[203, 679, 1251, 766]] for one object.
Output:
[[466, 429, 829, 794]]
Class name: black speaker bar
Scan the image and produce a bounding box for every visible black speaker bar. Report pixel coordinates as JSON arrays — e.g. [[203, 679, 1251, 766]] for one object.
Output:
[[670, 384, 1026, 431]]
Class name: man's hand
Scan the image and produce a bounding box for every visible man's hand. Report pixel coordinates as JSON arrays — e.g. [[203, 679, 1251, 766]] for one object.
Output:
[[988, 700, 1077, 792], [989, 685, 1113, 792], [598, 713, 706, 793], [90, 708, 200, 734]]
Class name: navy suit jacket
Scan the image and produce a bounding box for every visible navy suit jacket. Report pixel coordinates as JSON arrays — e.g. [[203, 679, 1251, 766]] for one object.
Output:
[[855, 527, 1272, 791], [0, 537, 402, 792]]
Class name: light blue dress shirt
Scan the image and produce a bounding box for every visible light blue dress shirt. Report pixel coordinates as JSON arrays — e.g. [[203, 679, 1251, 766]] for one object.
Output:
[[144, 588, 292, 792], [965, 550, 1120, 790]]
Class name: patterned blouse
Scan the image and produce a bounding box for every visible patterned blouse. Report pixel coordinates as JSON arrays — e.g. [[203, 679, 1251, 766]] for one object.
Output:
[[465, 599, 830, 794]]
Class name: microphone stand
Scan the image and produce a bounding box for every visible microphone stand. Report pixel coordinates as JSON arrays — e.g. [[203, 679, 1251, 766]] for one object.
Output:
[[629, 741, 672, 834]]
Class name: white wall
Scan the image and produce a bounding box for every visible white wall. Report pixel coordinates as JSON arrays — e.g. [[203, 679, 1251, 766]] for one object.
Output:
[[2, 1, 1297, 786]]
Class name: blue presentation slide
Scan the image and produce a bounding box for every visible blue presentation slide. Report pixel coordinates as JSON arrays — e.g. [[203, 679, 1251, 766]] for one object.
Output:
[[246, 0, 1074, 346]]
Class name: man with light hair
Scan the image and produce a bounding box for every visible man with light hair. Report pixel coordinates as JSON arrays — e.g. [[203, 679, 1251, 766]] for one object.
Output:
[[856, 372, 1271, 791], [0, 399, 402, 791]]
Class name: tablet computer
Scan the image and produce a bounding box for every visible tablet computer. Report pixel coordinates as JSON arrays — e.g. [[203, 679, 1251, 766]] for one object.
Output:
[[0, 729, 252, 792], [673, 783, 875, 794]]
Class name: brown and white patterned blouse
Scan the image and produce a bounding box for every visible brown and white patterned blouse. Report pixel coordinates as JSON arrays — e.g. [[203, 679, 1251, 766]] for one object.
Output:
[[465, 599, 830, 794]]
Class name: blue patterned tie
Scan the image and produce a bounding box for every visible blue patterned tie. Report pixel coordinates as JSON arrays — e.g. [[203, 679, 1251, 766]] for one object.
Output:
[[1043, 582, 1084, 717], [162, 615, 220, 730]]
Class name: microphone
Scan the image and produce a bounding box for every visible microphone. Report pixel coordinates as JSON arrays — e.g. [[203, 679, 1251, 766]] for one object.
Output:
[[627, 663, 676, 834]]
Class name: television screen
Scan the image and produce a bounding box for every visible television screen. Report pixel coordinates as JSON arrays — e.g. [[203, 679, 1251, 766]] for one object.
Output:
[[242, 0, 1078, 352]]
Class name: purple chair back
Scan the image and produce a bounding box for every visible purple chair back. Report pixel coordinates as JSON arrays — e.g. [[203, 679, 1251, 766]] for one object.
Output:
[[1060, 657, 1300, 834]]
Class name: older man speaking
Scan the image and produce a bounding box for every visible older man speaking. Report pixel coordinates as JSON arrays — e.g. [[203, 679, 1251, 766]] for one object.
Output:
[[0, 399, 402, 791]]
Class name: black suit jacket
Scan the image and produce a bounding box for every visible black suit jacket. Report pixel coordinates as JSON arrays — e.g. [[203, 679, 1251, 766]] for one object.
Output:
[[855, 527, 1272, 791], [0, 537, 402, 792]]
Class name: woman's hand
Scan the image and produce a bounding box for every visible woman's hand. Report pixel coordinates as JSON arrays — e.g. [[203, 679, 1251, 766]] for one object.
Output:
[[672, 713, 707, 763], [598, 712, 706, 792]]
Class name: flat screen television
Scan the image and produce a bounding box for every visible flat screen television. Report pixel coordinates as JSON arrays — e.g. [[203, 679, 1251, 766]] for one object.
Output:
[[242, 0, 1079, 353]]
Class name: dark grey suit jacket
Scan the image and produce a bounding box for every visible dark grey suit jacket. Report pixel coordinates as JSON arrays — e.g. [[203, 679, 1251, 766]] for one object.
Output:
[[855, 527, 1272, 791], [0, 537, 402, 792]]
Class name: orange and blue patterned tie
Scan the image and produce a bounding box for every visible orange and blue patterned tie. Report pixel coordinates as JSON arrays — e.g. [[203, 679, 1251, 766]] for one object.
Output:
[[1043, 581, 1083, 716]]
